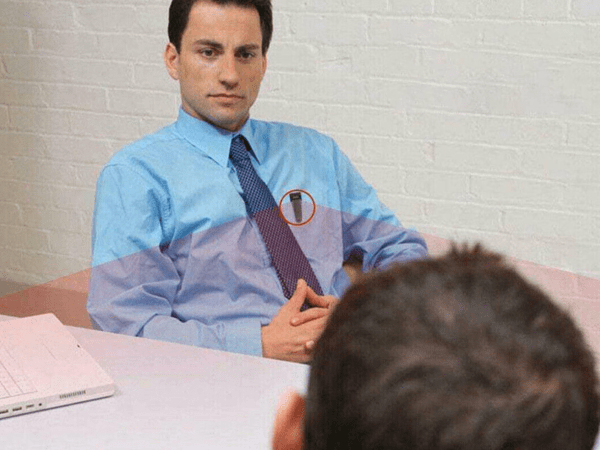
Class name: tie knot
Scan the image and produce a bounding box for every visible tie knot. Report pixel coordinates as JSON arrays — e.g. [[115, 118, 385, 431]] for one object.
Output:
[[229, 136, 250, 163]]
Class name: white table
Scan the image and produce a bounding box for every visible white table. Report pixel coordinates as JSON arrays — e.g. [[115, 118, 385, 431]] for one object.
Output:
[[0, 315, 309, 450]]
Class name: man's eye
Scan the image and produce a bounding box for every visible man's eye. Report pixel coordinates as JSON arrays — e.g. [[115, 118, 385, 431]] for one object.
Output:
[[200, 49, 215, 57], [240, 52, 255, 60]]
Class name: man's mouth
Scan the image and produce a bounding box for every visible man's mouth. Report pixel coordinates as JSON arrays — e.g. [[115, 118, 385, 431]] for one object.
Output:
[[211, 94, 243, 100]]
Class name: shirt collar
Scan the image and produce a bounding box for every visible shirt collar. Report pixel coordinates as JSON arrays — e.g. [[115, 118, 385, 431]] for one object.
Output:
[[173, 108, 264, 167]]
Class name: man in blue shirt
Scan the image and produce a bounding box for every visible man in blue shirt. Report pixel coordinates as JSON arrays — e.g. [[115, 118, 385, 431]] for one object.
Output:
[[88, 0, 428, 362]]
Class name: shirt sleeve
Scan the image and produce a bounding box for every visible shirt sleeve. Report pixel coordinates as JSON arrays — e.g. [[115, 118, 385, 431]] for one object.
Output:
[[87, 164, 264, 357], [331, 141, 429, 271]]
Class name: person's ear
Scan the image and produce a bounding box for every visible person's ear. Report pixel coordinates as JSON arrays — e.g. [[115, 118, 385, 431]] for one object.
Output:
[[164, 42, 180, 81], [261, 52, 268, 80], [272, 390, 305, 450]]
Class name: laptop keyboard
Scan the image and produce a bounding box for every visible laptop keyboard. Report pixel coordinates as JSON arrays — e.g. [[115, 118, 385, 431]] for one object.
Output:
[[0, 344, 37, 399]]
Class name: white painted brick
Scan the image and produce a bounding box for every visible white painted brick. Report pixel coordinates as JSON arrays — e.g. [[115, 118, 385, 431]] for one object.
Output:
[[367, 79, 470, 111], [504, 209, 594, 241], [477, 0, 523, 18], [8, 157, 78, 186], [407, 111, 565, 146], [419, 48, 542, 86], [524, 0, 569, 18], [97, 33, 166, 63], [133, 63, 178, 91], [273, 12, 292, 40], [9, 250, 87, 281], [470, 176, 564, 206], [433, 143, 520, 175], [276, 0, 310, 12], [388, 0, 433, 14], [378, 194, 424, 224], [0, 225, 50, 252], [257, 72, 282, 98], [522, 149, 600, 182], [0, 180, 53, 207], [49, 186, 95, 211], [563, 244, 600, 274], [362, 138, 433, 168], [252, 99, 328, 130], [572, 0, 600, 19], [1, 0, 600, 287], [41, 84, 107, 111], [0, 2, 75, 29], [424, 201, 503, 232], [290, 14, 368, 45], [314, 46, 353, 75], [3, 55, 134, 87], [74, 5, 138, 32], [268, 43, 318, 73], [136, 5, 169, 35], [369, 18, 483, 47], [405, 171, 471, 200], [567, 122, 600, 147], [47, 231, 90, 260], [305, 0, 344, 12], [9, 106, 71, 134], [32, 30, 98, 56], [0, 80, 45, 106], [0, 27, 31, 53], [20, 207, 83, 234], [355, 164, 403, 194], [326, 132, 363, 163], [353, 44, 420, 79], [139, 116, 178, 137], [108, 89, 178, 117], [0, 106, 8, 129], [434, 0, 478, 16], [343, 0, 388, 13], [70, 111, 141, 140], [482, 22, 600, 56], [44, 136, 114, 165], [563, 184, 600, 212], [325, 105, 403, 135], [0, 203, 22, 226], [0, 132, 47, 158], [279, 73, 368, 104], [75, 165, 103, 189]]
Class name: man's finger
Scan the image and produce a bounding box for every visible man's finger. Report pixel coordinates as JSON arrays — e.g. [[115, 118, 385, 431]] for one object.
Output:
[[305, 285, 338, 309], [290, 307, 328, 326], [287, 279, 308, 310]]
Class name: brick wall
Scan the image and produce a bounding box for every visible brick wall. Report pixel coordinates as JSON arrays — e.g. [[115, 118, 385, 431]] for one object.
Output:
[[1, 0, 599, 289]]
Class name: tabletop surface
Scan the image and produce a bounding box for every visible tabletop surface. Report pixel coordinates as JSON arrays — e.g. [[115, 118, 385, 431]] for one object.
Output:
[[2, 314, 599, 450], [0, 315, 309, 450]]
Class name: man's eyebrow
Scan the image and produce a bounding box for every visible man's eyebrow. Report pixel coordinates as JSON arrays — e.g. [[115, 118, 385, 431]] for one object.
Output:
[[237, 43, 261, 52], [192, 39, 224, 49], [191, 40, 261, 52]]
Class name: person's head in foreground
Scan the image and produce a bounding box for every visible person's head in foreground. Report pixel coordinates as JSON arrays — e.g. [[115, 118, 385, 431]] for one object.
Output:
[[273, 246, 600, 450]]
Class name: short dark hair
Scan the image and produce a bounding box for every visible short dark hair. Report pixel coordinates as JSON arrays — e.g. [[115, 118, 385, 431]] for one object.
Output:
[[168, 0, 273, 54], [305, 246, 599, 450]]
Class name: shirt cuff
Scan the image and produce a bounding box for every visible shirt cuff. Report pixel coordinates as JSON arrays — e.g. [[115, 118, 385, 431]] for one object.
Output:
[[224, 318, 264, 357]]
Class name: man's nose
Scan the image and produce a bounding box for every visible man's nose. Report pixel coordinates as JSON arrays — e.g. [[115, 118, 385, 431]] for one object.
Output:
[[218, 54, 240, 87]]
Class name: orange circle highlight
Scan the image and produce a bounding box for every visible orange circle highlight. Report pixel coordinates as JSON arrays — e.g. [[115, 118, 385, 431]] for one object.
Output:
[[278, 189, 317, 227]]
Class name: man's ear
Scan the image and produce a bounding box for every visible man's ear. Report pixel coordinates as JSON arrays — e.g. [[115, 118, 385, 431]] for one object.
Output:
[[272, 390, 305, 450], [164, 42, 180, 81]]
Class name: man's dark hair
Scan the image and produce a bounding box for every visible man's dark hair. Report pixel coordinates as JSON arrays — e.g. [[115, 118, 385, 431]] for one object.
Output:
[[168, 0, 273, 54], [305, 247, 599, 450]]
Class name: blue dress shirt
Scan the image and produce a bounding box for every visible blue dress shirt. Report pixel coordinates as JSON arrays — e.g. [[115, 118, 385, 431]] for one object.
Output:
[[88, 109, 428, 356]]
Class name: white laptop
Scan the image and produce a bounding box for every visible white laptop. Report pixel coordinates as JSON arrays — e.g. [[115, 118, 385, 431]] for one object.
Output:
[[0, 313, 115, 419]]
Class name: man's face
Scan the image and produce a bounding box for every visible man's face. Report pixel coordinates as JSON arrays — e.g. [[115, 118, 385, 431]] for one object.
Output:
[[164, 1, 267, 132]]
